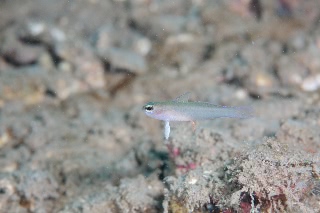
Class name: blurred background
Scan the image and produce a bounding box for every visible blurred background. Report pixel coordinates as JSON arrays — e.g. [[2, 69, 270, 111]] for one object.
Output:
[[0, 0, 320, 212]]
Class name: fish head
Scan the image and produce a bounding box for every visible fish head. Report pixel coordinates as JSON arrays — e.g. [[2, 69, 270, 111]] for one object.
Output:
[[143, 102, 165, 120]]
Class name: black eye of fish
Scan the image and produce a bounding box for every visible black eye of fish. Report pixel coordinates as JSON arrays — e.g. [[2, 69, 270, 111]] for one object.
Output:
[[145, 105, 154, 111]]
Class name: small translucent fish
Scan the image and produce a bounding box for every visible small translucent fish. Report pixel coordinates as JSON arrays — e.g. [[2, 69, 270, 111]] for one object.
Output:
[[143, 92, 254, 140]]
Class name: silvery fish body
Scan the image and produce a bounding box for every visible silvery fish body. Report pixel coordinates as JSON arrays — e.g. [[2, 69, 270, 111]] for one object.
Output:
[[143, 92, 254, 140], [144, 101, 253, 121]]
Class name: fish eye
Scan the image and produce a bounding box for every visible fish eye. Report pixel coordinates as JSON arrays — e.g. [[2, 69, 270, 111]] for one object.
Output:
[[144, 105, 154, 111]]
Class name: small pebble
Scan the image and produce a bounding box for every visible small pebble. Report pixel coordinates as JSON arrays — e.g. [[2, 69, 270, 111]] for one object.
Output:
[[301, 74, 320, 92]]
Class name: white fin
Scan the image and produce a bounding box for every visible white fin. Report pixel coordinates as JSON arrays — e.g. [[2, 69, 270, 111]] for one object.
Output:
[[164, 121, 170, 140], [174, 92, 191, 102]]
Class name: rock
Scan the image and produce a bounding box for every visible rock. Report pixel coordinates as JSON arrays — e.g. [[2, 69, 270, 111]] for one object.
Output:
[[296, 45, 320, 75], [52, 40, 105, 98], [17, 170, 59, 202], [59, 190, 117, 213], [289, 31, 308, 51], [277, 119, 320, 152], [151, 15, 186, 36], [277, 55, 308, 86], [91, 24, 115, 51], [104, 72, 135, 95], [61, 175, 164, 213], [0, 35, 45, 66], [17, 20, 67, 45], [92, 24, 152, 71], [162, 33, 207, 73], [133, 36, 152, 56], [99, 47, 147, 74], [114, 175, 163, 212], [0, 66, 46, 106], [130, 0, 189, 39], [0, 57, 10, 71], [0, 170, 59, 213], [92, 24, 152, 56], [301, 74, 320, 92], [0, 173, 25, 213], [245, 70, 279, 96]]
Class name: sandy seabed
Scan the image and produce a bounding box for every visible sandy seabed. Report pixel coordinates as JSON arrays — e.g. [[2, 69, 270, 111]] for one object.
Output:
[[0, 0, 320, 212]]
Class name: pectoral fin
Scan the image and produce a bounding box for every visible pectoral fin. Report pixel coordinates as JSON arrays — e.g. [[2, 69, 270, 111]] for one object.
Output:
[[164, 121, 170, 140]]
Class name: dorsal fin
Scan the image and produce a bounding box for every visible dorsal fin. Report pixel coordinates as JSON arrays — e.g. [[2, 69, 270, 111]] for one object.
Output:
[[174, 92, 191, 102]]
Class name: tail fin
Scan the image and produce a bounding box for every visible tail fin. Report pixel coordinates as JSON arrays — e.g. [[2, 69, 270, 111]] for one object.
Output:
[[226, 105, 255, 119]]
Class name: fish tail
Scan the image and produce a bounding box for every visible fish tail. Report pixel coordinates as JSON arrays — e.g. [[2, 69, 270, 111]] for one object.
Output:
[[224, 105, 254, 119]]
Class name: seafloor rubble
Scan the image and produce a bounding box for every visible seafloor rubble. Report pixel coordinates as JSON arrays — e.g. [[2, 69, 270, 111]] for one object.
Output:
[[0, 0, 319, 212]]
